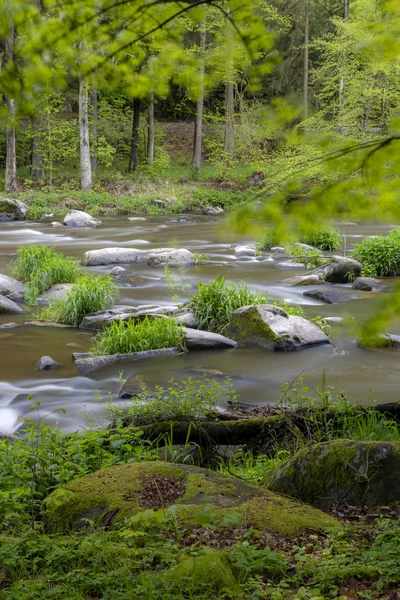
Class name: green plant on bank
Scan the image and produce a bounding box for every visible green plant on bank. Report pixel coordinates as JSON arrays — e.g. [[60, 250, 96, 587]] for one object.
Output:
[[10, 245, 81, 304], [219, 448, 291, 484], [353, 229, 400, 276], [40, 276, 118, 326], [91, 316, 185, 356], [109, 377, 237, 427], [301, 226, 342, 251]]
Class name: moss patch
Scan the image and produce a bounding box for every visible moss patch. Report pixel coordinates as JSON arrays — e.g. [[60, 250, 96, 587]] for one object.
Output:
[[169, 551, 238, 594], [228, 305, 282, 347]]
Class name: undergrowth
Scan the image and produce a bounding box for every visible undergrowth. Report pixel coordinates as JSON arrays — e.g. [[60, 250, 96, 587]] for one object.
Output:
[[301, 226, 342, 251]]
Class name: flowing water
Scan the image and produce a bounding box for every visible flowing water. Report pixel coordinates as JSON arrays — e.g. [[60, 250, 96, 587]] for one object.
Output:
[[0, 215, 398, 434]]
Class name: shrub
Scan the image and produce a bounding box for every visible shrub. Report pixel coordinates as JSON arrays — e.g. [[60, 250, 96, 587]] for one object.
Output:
[[11, 245, 81, 304], [353, 229, 400, 276], [41, 276, 118, 326], [191, 188, 247, 210], [301, 226, 342, 251], [91, 316, 185, 355], [256, 227, 281, 251]]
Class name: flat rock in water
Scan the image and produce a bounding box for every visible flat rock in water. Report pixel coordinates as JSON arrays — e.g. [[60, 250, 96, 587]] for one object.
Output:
[[352, 277, 386, 292], [303, 286, 360, 304], [64, 210, 102, 228], [0, 322, 18, 330], [83, 248, 148, 266], [233, 245, 256, 257], [0, 197, 28, 221], [79, 305, 179, 330], [73, 347, 181, 376], [0, 294, 24, 315], [282, 274, 324, 286], [228, 304, 330, 351], [0, 274, 25, 302], [183, 327, 237, 350], [147, 248, 195, 267], [24, 320, 72, 327], [37, 284, 74, 306], [38, 355, 59, 370]]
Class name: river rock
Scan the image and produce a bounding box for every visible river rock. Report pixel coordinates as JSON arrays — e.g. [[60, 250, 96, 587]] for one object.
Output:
[[127, 217, 147, 221], [0, 274, 25, 302], [0, 295, 24, 314], [147, 249, 195, 267], [270, 247, 285, 253], [174, 312, 200, 328], [79, 304, 180, 330], [50, 221, 63, 227], [183, 327, 237, 350], [359, 333, 400, 350], [282, 274, 324, 286], [64, 210, 102, 228], [0, 322, 18, 329], [37, 284, 74, 306], [118, 376, 144, 399], [292, 242, 316, 252], [268, 440, 400, 509], [43, 461, 337, 534], [109, 266, 128, 284], [0, 197, 28, 221], [352, 277, 385, 292], [228, 304, 330, 351], [73, 347, 181, 376], [83, 248, 148, 266], [201, 206, 224, 216], [276, 260, 306, 269], [319, 256, 362, 283], [38, 355, 59, 370], [233, 245, 257, 257], [303, 286, 360, 304]]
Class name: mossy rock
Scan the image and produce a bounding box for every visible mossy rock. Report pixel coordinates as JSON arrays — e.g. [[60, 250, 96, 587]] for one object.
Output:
[[268, 440, 400, 509], [169, 551, 237, 595], [42, 461, 336, 534]]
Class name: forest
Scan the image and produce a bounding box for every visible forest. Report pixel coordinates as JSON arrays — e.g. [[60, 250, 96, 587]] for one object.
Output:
[[0, 0, 400, 599]]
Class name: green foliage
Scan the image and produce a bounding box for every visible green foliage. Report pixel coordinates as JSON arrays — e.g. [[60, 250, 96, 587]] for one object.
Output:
[[41, 276, 118, 326], [301, 226, 342, 251], [91, 316, 185, 356], [256, 226, 282, 251], [110, 377, 237, 427], [10, 245, 81, 304], [353, 229, 400, 276], [219, 449, 291, 484], [286, 244, 326, 269], [192, 188, 248, 210]]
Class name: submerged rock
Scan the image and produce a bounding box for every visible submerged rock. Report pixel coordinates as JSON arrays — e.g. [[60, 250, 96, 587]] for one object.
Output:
[[38, 355, 59, 370], [352, 277, 385, 292], [282, 274, 324, 286], [43, 461, 337, 534], [0, 294, 24, 315], [228, 304, 330, 351], [303, 286, 361, 304], [0, 197, 28, 221], [147, 248, 195, 267], [0, 274, 25, 302], [268, 440, 400, 509], [64, 210, 102, 228], [83, 248, 148, 266], [183, 327, 237, 350], [73, 347, 181, 375]]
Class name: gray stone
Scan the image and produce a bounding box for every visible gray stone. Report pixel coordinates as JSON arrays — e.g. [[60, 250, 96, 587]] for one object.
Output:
[[83, 248, 148, 266], [270, 247, 285, 253], [79, 304, 180, 330], [303, 286, 360, 304], [319, 256, 362, 284], [147, 249, 195, 267], [0, 295, 24, 314], [38, 355, 59, 370], [282, 274, 324, 286], [324, 317, 343, 324], [233, 245, 256, 257], [110, 266, 128, 284], [127, 217, 147, 221], [183, 328, 237, 350], [50, 221, 63, 227], [0, 274, 25, 302], [352, 277, 385, 292], [37, 284, 74, 306], [201, 206, 224, 216], [228, 304, 330, 351], [118, 376, 144, 399], [73, 347, 181, 376], [0, 322, 18, 330], [174, 312, 200, 328], [0, 197, 28, 221], [292, 242, 316, 252], [64, 210, 102, 228]]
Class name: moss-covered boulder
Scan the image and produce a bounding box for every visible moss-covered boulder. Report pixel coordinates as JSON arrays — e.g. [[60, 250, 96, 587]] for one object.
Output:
[[43, 461, 336, 534], [228, 304, 330, 351], [169, 551, 237, 595], [268, 440, 400, 509], [0, 197, 28, 221]]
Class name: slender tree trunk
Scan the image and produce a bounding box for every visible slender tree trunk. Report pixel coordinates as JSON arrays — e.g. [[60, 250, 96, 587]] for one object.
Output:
[[339, 0, 349, 112], [224, 82, 235, 155], [128, 98, 141, 172], [192, 22, 206, 172], [79, 76, 92, 191], [91, 88, 98, 176], [303, 0, 309, 120], [5, 18, 17, 192], [30, 115, 43, 179], [147, 96, 155, 166]]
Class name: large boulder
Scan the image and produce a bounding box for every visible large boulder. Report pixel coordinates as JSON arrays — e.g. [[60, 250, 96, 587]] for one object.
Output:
[[183, 327, 237, 350], [0, 197, 28, 221], [83, 248, 148, 266], [319, 256, 362, 284], [303, 286, 361, 304], [228, 304, 330, 351], [63, 210, 102, 228], [268, 440, 400, 509], [43, 461, 337, 534], [147, 249, 195, 267], [0, 274, 25, 302], [72, 347, 181, 375], [0, 294, 24, 314]]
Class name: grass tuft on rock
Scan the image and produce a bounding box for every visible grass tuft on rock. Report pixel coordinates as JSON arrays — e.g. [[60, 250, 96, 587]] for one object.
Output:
[[91, 316, 185, 355], [10, 245, 81, 304]]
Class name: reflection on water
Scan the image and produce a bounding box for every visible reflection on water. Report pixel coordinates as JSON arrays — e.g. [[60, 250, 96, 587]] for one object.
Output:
[[0, 216, 398, 433]]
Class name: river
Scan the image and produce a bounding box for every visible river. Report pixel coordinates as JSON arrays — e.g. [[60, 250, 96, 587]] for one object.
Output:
[[0, 215, 398, 434]]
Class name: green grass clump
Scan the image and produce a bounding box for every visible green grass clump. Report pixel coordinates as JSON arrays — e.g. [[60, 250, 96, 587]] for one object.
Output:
[[353, 229, 400, 276], [256, 226, 281, 251], [301, 226, 342, 251], [11, 245, 81, 304], [91, 316, 185, 355], [41, 276, 118, 326]]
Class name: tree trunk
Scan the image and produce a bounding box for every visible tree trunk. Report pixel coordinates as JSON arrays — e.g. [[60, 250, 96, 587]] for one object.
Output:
[[5, 18, 17, 192], [128, 98, 141, 172], [30, 115, 43, 179], [303, 0, 309, 120], [192, 22, 206, 172], [339, 0, 349, 112], [224, 81, 235, 155], [147, 96, 155, 166], [79, 76, 92, 192], [91, 88, 98, 176]]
